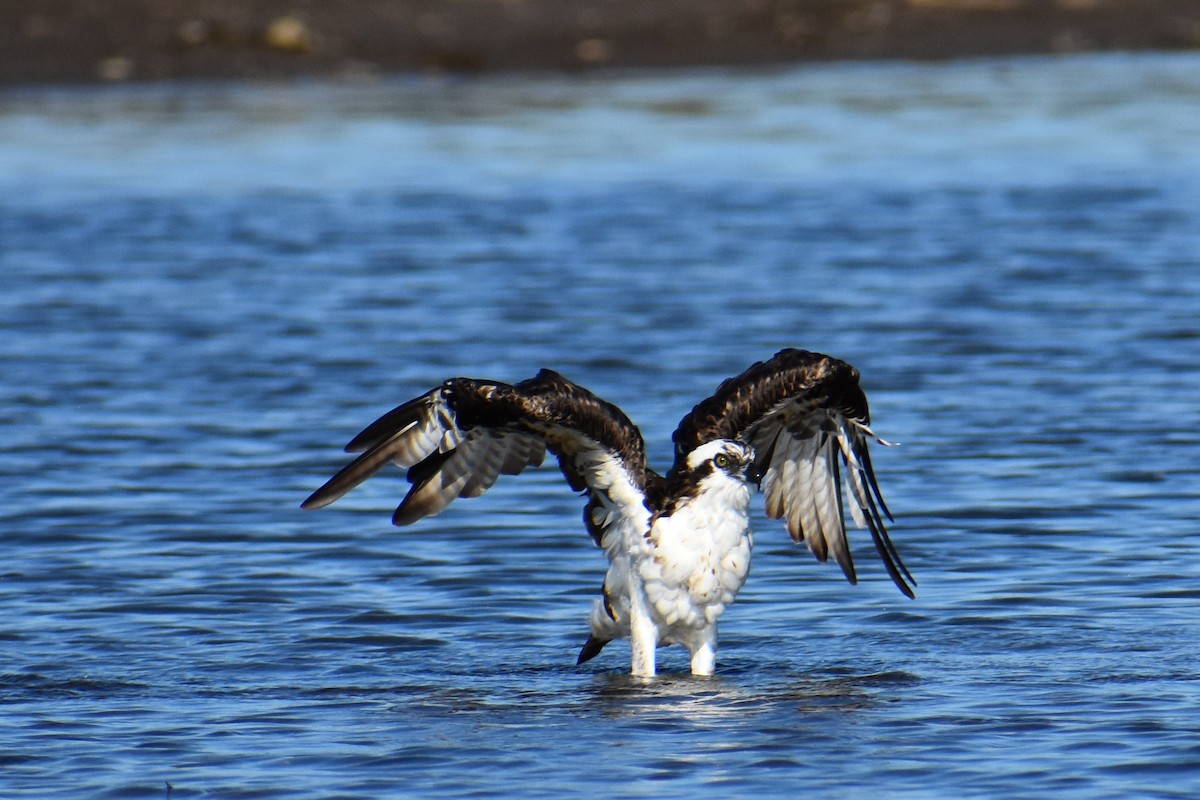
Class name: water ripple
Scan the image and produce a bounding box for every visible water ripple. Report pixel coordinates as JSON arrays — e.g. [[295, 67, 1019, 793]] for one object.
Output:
[[2, 53, 1200, 800]]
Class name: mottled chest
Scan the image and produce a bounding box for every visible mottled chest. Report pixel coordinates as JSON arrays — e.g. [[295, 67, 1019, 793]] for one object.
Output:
[[642, 479, 754, 616]]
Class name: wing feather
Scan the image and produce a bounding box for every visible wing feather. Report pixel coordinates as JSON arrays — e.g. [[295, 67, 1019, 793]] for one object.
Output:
[[303, 370, 652, 536], [302, 388, 449, 510], [818, 436, 853, 581], [502, 436, 547, 475], [459, 434, 507, 498], [671, 348, 914, 598], [393, 444, 476, 525], [841, 441, 869, 530], [787, 434, 821, 549], [761, 432, 788, 522]]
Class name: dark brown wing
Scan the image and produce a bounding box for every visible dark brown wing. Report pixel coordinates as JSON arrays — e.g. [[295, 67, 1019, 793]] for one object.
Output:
[[302, 370, 652, 532], [671, 348, 915, 598]]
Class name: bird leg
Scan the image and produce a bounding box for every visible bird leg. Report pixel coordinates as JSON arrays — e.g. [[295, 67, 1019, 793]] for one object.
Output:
[[627, 582, 658, 677], [688, 631, 717, 676]]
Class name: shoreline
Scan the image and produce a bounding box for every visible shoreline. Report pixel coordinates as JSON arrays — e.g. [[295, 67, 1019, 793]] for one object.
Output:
[[3, 1, 1200, 86]]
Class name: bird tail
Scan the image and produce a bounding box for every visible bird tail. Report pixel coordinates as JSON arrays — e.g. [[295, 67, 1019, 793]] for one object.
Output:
[[576, 635, 611, 665]]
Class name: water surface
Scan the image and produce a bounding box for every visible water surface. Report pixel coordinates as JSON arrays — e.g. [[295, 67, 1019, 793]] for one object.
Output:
[[2, 54, 1200, 799]]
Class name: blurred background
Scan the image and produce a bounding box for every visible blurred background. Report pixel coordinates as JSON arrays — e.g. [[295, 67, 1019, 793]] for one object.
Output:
[[3, 3, 1200, 800], [3, 0, 1200, 83]]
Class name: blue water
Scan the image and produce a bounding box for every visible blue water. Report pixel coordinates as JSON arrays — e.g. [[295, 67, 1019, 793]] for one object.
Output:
[[3, 53, 1200, 799]]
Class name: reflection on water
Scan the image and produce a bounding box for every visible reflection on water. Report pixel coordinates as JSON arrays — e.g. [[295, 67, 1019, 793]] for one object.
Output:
[[2, 52, 1200, 800]]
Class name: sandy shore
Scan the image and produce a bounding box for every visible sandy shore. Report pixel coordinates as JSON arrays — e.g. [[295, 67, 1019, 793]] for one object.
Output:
[[3, 0, 1199, 86]]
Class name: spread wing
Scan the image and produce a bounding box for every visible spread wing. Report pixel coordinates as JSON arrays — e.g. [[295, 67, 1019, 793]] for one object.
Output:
[[301, 370, 652, 539], [671, 348, 915, 598]]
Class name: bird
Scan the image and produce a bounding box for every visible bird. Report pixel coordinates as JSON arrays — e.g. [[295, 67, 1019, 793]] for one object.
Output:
[[301, 348, 914, 677]]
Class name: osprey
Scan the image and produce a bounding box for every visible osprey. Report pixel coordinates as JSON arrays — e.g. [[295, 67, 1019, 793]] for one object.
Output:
[[302, 348, 914, 677]]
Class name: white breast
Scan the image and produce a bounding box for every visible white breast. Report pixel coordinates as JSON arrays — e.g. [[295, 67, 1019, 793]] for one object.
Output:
[[640, 471, 754, 635]]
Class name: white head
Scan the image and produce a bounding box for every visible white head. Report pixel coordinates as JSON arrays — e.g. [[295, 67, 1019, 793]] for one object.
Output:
[[684, 439, 758, 483]]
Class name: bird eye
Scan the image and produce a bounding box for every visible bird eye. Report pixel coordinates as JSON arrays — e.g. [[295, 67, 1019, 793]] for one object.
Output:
[[714, 453, 730, 469]]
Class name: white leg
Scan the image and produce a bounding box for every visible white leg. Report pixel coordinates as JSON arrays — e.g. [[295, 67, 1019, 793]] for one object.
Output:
[[689, 630, 717, 676], [628, 584, 658, 677]]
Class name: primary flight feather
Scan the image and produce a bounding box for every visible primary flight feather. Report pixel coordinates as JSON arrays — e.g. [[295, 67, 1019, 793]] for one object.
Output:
[[302, 348, 914, 676]]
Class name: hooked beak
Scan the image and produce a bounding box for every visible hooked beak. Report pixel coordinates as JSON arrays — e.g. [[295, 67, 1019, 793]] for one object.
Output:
[[744, 461, 764, 486]]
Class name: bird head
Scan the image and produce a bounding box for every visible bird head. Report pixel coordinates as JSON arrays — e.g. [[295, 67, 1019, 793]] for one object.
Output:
[[684, 439, 759, 485]]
